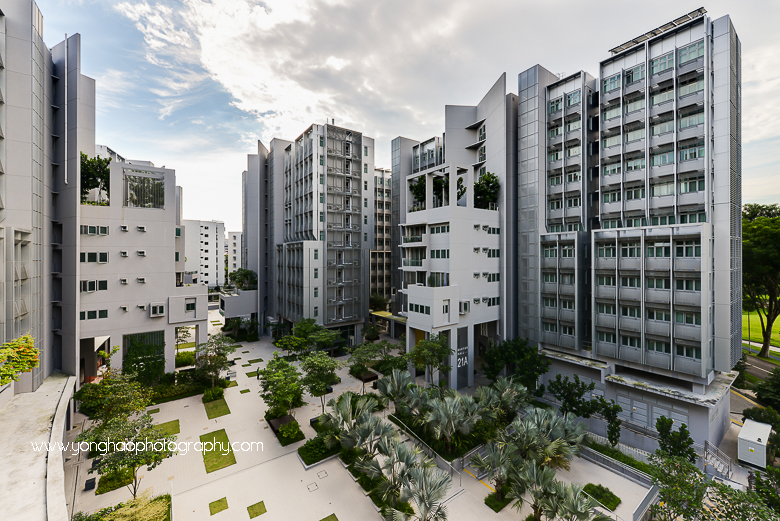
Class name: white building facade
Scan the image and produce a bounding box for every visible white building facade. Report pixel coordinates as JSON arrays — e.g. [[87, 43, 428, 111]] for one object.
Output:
[[182, 219, 225, 288]]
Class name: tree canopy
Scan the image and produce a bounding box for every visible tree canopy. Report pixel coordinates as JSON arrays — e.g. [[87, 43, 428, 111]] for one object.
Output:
[[0, 334, 39, 386], [258, 352, 303, 417], [474, 171, 500, 209], [742, 214, 780, 357], [80, 152, 111, 203], [228, 268, 257, 289], [194, 334, 236, 388]]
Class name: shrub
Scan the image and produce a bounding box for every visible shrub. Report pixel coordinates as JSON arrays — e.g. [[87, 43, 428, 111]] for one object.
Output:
[[202, 387, 224, 403], [278, 420, 305, 446], [159, 372, 176, 386], [583, 483, 621, 511], [175, 351, 195, 368], [373, 355, 408, 376], [150, 383, 201, 404], [264, 405, 289, 422], [484, 490, 513, 512], [586, 440, 654, 475], [298, 435, 340, 465]]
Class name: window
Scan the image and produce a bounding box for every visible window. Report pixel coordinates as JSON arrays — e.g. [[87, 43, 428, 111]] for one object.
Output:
[[603, 190, 620, 203], [646, 241, 671, 258], [625, 217, 647, 228], [651, 87, 674, 106], [561, 325, 575, 336], [679, 40, 704, 64], [602, 219, 621, 229], [647, 309, 671, 322], [543, 246, 557, 258], [621, 335, 640, 347], [603, 163, 621, 177], [679, 143, 705, 161], [597, 244, 616, 258], [487, 249, 500, 258], [567, 90, 581, 106], [566, 145, 581, 157], [320, 231, 324, 240], [625, 186, 645, 200], [364, 164, 368, 173], [650, 181, 674, 197], [549, 98, 562, 113], [364, 233, 368, 242], [123, 170, 165, 208], [676, 312, 702, 326], [625, 97, 645, 114], [602, 134, 621, 148], [625, 127, 645, 142], [647, 277, 671, 289], [561, 244, 575, 257], [364, 198, 368, 208], [598, 331, 616, 343], [651, 215, 676, 226], [625, 157, 645, 171], [621, 276, 641, 288], [319, 136, 324, 147], [320, 157, 324, 166], [549, 199, 562, 210], [314, 287, 318, 298], [561, 300, 574, 310], [566, 197, 580, 208], [549, 126, 562, 138], [549, 175, 562, 186], [602, 74, 620, 93], [364, 181, 368, 190], [566, 171, 581, 183], [543, 273, 557, 283], [549, 150, 562, 162], [625, 63, 645, 84], [621, 306, 641, 318], [651, 52, 674, 74], [679, 212, 706, 224], [676, 278, 702, 291], [150, 305, 165, 317], [543, 297, 557, 308], [679, 110, 705, 129], [648, 340, 671, 353], [185, 301, 196, 312], [652, 119, 675, 136], [364, 146, 368, 157], [675, 239, 701, 258], [314, 249, 318, 260], [320, 175, 324, 184], [680, 175, 705, 193], [320, 212, 324, 222], [543, 322, 558, 333], [561, 274, 575, 284], [676, 345, 702, 359], [603, 105, 620, 120], [598, 303, 616, 315], [314, 268, 318, 279], [175, 252, 179, 262]]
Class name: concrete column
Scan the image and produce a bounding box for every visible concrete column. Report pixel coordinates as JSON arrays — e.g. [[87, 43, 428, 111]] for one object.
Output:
[[468, 325, 475, 388]]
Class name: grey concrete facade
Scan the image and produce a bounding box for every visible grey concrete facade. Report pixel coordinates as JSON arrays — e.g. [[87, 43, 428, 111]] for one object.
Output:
[[370, 167, 392, 301]]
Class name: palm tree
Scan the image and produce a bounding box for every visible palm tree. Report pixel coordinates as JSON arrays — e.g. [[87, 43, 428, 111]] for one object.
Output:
[[342, 414, 396, 459], [426, 394, 482, 454], [388, 465, 451, 521], [378, 369, 414, 413], [360, 437, 429, 507], [470, 441, 519, 501], [505, 408, 586, 471], [319, 391, 379, 448], [507, 461, 558, 521], [404, 385, 434, 425], [542, 482, 611, 521]]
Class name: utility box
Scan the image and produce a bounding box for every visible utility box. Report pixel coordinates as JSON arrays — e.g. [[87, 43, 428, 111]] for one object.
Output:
[[738, 419, 772, 469]]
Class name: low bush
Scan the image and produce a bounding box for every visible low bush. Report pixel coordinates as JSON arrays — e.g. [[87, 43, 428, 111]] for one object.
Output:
[[150, 383, 202, 405], [373, 355, 408, 376], [175, 351, 195, 368], [95, 467, 133, 495], [72, 493, 171, 521], [583, 483, 621, 511], [202, 387, 224, 403], [278, 420, 305, 446], [298, 435, 340, 465], [484, 490, 513, 512], [586, 440, 654, 475], [348, 363, 368, 379]]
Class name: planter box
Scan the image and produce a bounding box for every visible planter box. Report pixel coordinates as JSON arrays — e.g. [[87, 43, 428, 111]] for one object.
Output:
[[268, 414, 295, 435]]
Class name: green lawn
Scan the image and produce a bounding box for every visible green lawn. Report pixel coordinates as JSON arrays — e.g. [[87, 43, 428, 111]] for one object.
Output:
[[209, 497, 228, 515], [225, 381, 238, 388], [200, 429, 237, 473], [240, 389, 250, 394], [148, 408, 160, 414], [156, 419, 180, 436], [246, 370, 260, 378], [177, 342, 196, 349], [242, 363, 251, 367], [247, 501, 267, 518], [243, 350, 250, 353], [204, 398, 231, 419], [743, 311, 780, 347], [96, 468, 133, 495], [248, 358, 264, 364], [319, 515, 338, 521]]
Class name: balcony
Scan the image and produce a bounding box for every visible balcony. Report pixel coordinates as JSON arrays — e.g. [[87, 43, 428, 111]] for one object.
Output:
[[677, 57, 704, 77], [619, 345, 642, 363], [541, 282, 559, 294], [402, 259, 425, 267], [646, 350, 671, 370], [559, 309, 575, 322], [649, 163, 674, 179], [548, 183, 563, 196], [595, 257, 617, 270], [678, 191, 705, 207], [565, 130, 580, 143], [678, 90, 704, 110], [595, 286, 617, 300], [619, 258, 641, 271], [674, 357, 701, 376], [602, 115, 621, 131], [619, 316, 641, 333], [542, 307, 558, 320], [559, 284, 575, 296], [674, 291, 701, 307], [596, 341, 618, 359], [565, 154, 582, 168], [560, 257, 575, 269], [402, 235, 423, 244], [678, 123, 705, 142], [646, 288, 671, 305], [624, 81, 645, 96], [596, 314, 617, 329], [558, 334, 576, 349], [624, 168, 646, 184], [650, 102, 674, 119], [601, 201, 622, 215], [547, 109, 563, 124], [650, 68, 674, 85], [674, 258, 700, 272], [678, 158, 705, 175], [564, 207, 580, 220], [564, 181, 580, 194], [646, 320, 671, 337], [619, 287, 641, 301], [542, 331, 560, 345], [650, 132, 674, 149], [548, 158, 563, 171], [624, 109, 646, 125], [674, 324, 701, 342], [548, 134, 563, 147], [547, 208, 563, 220], [624, 198, 645, 213], [541, 257, 558, 269], [624, 139, 645, 154], [645, 257, 670, 272], [602, 88, 620, 104], [649, 195, 674, 210]]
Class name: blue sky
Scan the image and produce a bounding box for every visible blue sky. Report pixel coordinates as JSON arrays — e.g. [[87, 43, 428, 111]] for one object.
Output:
[[38, 0, 780, 232]]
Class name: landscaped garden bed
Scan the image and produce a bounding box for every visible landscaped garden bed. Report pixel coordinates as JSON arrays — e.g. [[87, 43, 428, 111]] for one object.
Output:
[[583, 483, 621, 511], [200, 429, 236, 473], [484, 490, 513, 512]]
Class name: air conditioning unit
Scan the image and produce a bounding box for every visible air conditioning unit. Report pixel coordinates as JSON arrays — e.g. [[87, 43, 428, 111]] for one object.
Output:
[[138, 250, 146, 256], [473, 297, 480, 304], [120, 251, 128, 257], [120, 225, 128, 232], [482, 297, 489, 303], [137, 226, 147, 232], [137, 277, 146, 283], [459, 300, 470, 314], [120, 305, 128, 311], [138, 304, 147, 310], [120, 278, 128, 285]]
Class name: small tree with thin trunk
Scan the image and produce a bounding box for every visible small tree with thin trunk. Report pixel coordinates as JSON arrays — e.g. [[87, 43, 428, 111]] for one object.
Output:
[[175, 326, 192, 354], [655, 416, 696, 464], [258, 352, 303, 417], [300, 351, 342, 414], [408, 333, 453, 387], [195, 333, 236, 388]]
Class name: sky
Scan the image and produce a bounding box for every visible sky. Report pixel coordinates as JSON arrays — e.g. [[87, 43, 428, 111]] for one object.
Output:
[[38, 0, 780, 232]]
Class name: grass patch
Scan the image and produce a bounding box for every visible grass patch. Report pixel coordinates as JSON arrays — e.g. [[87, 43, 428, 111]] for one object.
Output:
[[243, 350, 250, 353], [240, 389, 250, 394], [177, 341, 196, 349], [247, 358, 264, 364], [95, 467, 133, 495], [204, 398, 231, 420], [247, 501, 267, 518], [484, 490, 513, 512], [242, 364, 251, 367], [583, 483, 621, 511], [743, 311, 780, 347], [200, 429, 237, 473], [156, 419, 180, 436], [176, 351, 195, 368], [148, 407, 160, 414], [586, 440, 654, 475], [225, 380, 238, 388], [319, 516, 338, 521], [209, 497, 228, 516], [246, 370, 259, 378], [229, 344, 242, 348]]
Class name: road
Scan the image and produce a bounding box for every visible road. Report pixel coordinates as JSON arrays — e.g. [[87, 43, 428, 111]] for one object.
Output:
[[745, 355, 778, 379]]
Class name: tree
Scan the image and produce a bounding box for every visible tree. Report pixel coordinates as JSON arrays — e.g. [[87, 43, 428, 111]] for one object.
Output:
[[266, 321, 286, 342], [389, 465, 451, 521], [369, 293, 389, 311], [123, 339, 166, 386], [744, 203, 780, 222], [757, 369, 780, 410], [456, 176, 466, 201], [597, 397, 623, 447], [426, 394, 483, 454], [342, 414, 395, 459], [73, 371, 151, 423], [742, 214, 780, 357], [349, 341, 384, 379], [508, 461, 558, 521], [258, 352, 302, 417], [80, 152, 111, 203], [362, 324, 380, 342], [474, 171, 500, 209], [309, 328, 342, 355], [655, 416, 696, 464], [292, 317, 322, 340], [481, 338, 549, 396], [471, 441, 519, 501], [175, 326, 192, 354], [319, 391, 379, 449], [542, 482, 611, 521], [505, 408, 586, 471], [195, 334, 236, 388], [228, 268, 257, 289], [734, 352, 749, 389], [754, 466, 780, 515], [408, 334, 454, 386], [708, 478, 780, 521], [547, 374, 599, 418], [410, 176, 426, 204], [99, 490, 170, 521], [299, 351, 342, 413], [361, 437, 426, 507], [0, 334, 39, 386], [475, 376, 528, 424], [648, 454, 713, 521], [274, 335, 307, 357], [377, 369, 414, 413]]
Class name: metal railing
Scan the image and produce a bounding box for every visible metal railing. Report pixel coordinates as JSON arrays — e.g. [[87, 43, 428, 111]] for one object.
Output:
[[580, 445, 654, 487]]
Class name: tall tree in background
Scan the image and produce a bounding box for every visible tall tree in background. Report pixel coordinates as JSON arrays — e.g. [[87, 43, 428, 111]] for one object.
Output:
[[195, 333, 235, 388], [80, 152, 111, 203], [0, 334, 39, 386], [742, 205, 780, 358], [474, 171, 500, 209]]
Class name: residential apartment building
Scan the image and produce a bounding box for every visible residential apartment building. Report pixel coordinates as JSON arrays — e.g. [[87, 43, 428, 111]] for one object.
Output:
[[393, 74, 517, 389], [226, 231, 242, 272], [519, 9, 740, 449], [241, 123, 376, 344], [370, 168, 393, 301], [0, 0, 207, 407], [182, 219, 225, 288]]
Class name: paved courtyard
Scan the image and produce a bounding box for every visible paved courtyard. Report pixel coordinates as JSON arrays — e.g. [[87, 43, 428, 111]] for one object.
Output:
[[66, 332, 652, 520]]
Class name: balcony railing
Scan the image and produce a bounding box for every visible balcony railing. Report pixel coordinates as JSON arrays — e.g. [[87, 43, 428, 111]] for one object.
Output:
[[403, 236, 423, 243], [403, 259, 423, 267]]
